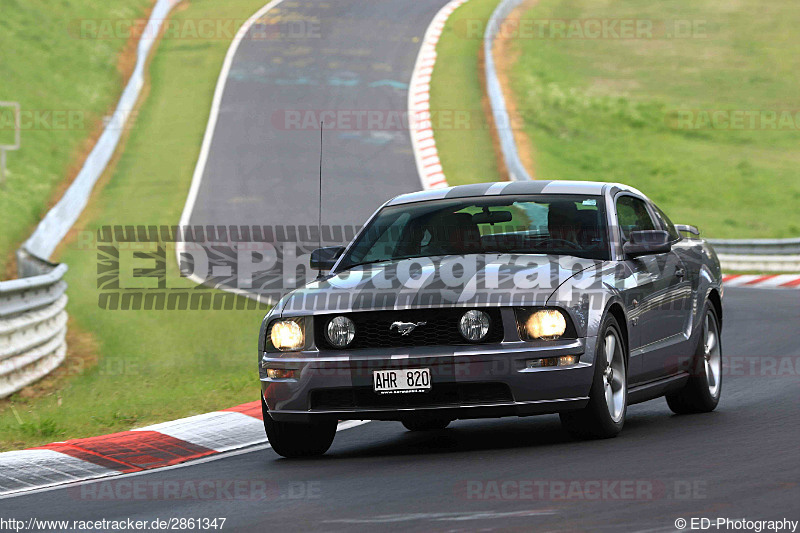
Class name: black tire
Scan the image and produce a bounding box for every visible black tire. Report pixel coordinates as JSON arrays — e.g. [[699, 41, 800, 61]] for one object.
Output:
[[401, 418, 451, 431], [261, 396, 337, 458], [666, 304, 722, 414], [560, 314, 627, 439]]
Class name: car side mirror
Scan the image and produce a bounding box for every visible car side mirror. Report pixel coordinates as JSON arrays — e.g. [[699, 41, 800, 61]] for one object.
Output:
[[310, 246, 344, 270], [623, 230, 672, 258], [675, 224, 700, 236]]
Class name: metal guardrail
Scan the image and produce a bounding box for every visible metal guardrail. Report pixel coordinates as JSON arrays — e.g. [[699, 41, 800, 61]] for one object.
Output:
[[484, 0, 533, 182], [707, 238, 800, 256], [22, 0, 180, 261], [0, 0, 180, 397], [715, 254, 800, 273], [0, 264, 68, 398]]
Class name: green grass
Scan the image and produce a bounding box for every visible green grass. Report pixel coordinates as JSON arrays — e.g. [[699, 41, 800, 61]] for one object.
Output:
[[0, 0, 271, 451], [430, 0, 503, 185], [507, 0, 800, 238], [0, 0, 152, 279]]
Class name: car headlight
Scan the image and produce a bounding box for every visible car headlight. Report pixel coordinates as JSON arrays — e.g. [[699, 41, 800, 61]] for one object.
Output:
[[459, 310, 491, 342], [326, 316, 355, 348], [269, 319, 304, 351], [525, 310, 567, 340]]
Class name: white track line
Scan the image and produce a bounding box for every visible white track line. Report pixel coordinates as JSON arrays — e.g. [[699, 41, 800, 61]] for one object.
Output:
[[175, 0, 288, 304], [176, 0, 469, 299]]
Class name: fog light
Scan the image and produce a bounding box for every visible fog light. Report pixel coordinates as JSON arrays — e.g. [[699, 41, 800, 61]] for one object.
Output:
[[326, 315, 355, 348], [459, 310, 491, 342], [266, 368, 295, 379], [526, 356, 579, 369], [558, 355, 578, 366]]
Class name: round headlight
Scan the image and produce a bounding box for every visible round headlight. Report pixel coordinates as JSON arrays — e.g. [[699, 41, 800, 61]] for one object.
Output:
[[270, 320, 304, 351], [459, 310, 490, 342], [525, 310, 567, 340], [326, 316, 355, 348]]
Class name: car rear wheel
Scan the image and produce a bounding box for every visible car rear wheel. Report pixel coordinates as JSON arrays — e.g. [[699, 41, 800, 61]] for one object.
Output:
[[666, 304, 722, 414], [401, 418, 451, 431], [261, 396, 337, 458], [560, 314, 627, 439]]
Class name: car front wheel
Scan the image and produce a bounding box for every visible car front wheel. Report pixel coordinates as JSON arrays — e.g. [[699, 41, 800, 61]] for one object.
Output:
[[560, 314, 627, 439], [261, 396, 337, 458], [666, 304, 722, 414]]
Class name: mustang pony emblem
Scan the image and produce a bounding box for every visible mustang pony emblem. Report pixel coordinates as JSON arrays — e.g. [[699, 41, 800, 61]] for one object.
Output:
[[390, 321, 427, 336]]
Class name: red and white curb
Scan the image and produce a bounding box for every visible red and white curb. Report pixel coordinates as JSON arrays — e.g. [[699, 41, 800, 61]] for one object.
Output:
[[0, 401, 370, 498], [409, 0, 469, 190], [723, 274, 800, 289], [0, 402, 264, 497]]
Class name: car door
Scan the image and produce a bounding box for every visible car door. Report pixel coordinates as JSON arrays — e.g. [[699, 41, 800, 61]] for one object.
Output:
[[615, 195, 687, 382], [648, 202, 696, 374]]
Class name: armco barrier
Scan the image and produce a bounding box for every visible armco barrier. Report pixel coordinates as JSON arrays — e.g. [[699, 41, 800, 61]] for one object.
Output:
[[484, 0, 533, 182], [707, 238, 800, 256], [0, 0, 180, 396], [0, 263, 68, 398], [716, 254, 800, 273], [22, 0, 180, 261]]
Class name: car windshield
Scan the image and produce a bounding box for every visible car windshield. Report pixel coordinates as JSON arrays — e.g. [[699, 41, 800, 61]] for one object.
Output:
[[338, 194, 610, 269]]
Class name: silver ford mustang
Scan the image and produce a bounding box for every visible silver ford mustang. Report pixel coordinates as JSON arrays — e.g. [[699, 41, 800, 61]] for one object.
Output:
[[258, 181, 723, 457]]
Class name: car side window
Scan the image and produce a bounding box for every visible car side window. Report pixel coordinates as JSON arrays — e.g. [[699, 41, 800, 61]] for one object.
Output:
[[616, 196, 655, 241], [651, 204, 681, 241]]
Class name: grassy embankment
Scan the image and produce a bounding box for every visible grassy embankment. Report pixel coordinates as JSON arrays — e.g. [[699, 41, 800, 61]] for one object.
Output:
[[429, 0, 503, 186], [506, 0, 800, 238], [0, 0, 151, 279], [432, 0, 800, 238], [0, 0, 272, 450]]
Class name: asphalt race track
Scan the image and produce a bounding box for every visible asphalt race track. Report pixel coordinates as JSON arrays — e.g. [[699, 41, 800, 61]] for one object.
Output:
[[187, 0, 446, 232], [8, 1, 799, 531], [8, 288, 800, 531]]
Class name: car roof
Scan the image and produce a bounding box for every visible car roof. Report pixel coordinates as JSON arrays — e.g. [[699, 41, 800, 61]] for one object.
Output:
[[386, 180, 647, 206]]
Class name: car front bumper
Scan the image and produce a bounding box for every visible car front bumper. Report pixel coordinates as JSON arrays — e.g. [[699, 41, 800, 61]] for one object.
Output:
[[260, 337, 598, 423]]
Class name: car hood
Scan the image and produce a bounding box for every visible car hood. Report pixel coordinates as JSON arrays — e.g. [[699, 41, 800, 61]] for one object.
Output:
[[278, 254, 608, 316]]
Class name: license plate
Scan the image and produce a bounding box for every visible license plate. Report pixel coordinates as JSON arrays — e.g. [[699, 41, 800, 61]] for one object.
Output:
[[373, 368, 431, 394]]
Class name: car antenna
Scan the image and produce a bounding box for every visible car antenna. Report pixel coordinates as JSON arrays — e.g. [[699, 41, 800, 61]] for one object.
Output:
[[317, 120, 324, 280]]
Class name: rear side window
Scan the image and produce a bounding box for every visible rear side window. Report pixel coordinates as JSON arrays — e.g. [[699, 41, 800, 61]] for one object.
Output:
[[616, 196, 655, 240]]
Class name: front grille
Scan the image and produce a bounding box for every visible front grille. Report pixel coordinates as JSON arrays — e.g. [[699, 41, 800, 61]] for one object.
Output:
[[314, 308, 504, 350], [310, 382, 513, 410]]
